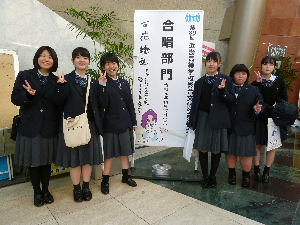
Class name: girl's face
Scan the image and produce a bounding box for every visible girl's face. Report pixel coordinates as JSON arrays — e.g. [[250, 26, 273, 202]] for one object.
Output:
[[147, 115, 155, 126], [261, 62, 275, 76], [234, 71, 247, 85], [38, 50, 54, 72], [102, 61, 118, 77], [71, 54, 90, 71], [205, 58, 221, 75]]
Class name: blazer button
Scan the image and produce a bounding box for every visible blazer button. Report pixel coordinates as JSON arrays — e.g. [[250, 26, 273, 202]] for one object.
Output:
[[224, 95, 226, 98], [211, 104, 213, 106], [235, 102, 237, 104], [24, 101, 27, 103], [40, 109, 43, 112], [123, 108, 125, 110], [235, 112, 236, 114], [211, 93, 214, 95], [121, 98, 123, 100]]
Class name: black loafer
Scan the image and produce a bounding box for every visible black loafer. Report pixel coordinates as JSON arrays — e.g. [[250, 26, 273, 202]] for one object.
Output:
[[73, 190, 83, 202], [262, 173, 269, 183], [254, 172, 262, 182], [228, 175, 236, 185], [122, 177, 137, 187], [82, 189, 92, 201], [43, 192, 54, 204], [101, 182, 109, 195], [242, 177, 250, 188], [209, 176, 217, 188], [34, 195, 44, 207], [201, 177, 210, 188]]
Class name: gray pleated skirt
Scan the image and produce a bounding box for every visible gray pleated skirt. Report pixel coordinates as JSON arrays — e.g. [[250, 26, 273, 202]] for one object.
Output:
[[227, 131, 257, 157], [103, 129, 134, 158], [55, 121, 103, 168], [14, 133, 58, 167], [255, 118, 268, 146], [193, 110, 228, 153]]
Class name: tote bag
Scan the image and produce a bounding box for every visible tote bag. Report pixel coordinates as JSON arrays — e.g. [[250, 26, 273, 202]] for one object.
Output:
[[267, 118, 282, 151]]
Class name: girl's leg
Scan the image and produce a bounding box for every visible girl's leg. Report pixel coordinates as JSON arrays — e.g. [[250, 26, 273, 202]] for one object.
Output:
[[240, 157, 252, 188], [199, 151, 209, 188], [120, 156, 137, 187], [209, 152, 221, 187], [81, 164, 93, 201], [226, 155, 237, 185], [28, 166, 43, 207], [262, 149, 275, 183], [101, 158, 113, 195], [70, 166, 83, 202], [40, 164, 54, 204], [253, 144, 262, 181], [82, 164, 92, 182]]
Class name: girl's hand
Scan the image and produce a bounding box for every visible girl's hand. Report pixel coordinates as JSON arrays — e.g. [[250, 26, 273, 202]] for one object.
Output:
[[254, 71, 262, 83], [218, 78, 226, 89], [22, 80, 36, 95], [133, 127, 137, 131], [253, 101, 262, 112], [98, 69, 107, 83], [56, 71, 67, 83]]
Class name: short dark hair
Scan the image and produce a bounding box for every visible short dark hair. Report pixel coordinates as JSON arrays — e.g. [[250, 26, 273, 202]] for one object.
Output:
[[100, 53, 119, 68], [229, 64, 250, 83], [261, 56, 276, 67], [72, 47, 90, 60], [33, 46, 58, 72], [205, 52, 221, 71]]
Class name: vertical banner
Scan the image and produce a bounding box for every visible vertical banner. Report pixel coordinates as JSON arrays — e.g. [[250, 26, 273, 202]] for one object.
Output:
[[133, 10, 204, 147]]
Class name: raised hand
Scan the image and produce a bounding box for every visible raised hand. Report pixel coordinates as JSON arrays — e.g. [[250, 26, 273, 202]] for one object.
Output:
[[253, 101, 262, 112], [22, 80, 36, 95], [98, 69, 107, 83], [254, 71, 262, 83], [56, 71, 67, 83], [218, 78, 226, 89]]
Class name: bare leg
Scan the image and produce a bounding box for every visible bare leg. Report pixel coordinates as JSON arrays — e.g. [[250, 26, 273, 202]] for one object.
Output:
[[266, 149, 276, 167], [82, 164, 92, 182], [253, 144, 262, 166], [70, 166, 81, 185], [226, 155, 237, 168], [120, 156, 129, 169], [103, 158, 113, 175], [240, 157, 252, 172]]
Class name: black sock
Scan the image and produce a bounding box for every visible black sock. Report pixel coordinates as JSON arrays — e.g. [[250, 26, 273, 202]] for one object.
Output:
[[41, 164, 51, 195], [199, 151, 208, 177], [82, 181, 89, 190], [254, 165, 260, 174], [242, 171, 250, 178], [210, 152, 221, 178], [263, 166, 270, 175], [102, 175, 109, 184], [28, 166, 42, 196], [122, 169, 129, 180], [228, 168, 236, 177], [73, 183, 81, 192]]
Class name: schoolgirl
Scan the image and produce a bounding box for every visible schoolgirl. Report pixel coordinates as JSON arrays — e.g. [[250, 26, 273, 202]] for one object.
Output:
[[189, 52, 235, 188], [54, 47, 108, 202], [251, 56, 287, 183], [226, 64, 263, 187], [99, 53, 137, 195], [11, 46, 59, 207]]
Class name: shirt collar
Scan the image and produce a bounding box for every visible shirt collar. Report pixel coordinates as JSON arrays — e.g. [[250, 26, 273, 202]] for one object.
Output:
[[262, 75, 276, 81], [206, 72, 218, 77], [75, 70, 87, 79], [38, 69, 49, 77], [233, 83, 244, 87]]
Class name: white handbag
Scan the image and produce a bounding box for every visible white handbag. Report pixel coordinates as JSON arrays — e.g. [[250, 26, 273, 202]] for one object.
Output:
[[183, 129, 195, 162], [267, 118, 282, 151], [63, 77, 91, 148]]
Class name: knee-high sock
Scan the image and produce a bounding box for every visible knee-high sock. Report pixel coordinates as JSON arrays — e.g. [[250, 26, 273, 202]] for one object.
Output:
[[199, 151, 208, 177], [28, 166, 42, 196], [210, 152, 221, 178], [41, 164, 51, 194]]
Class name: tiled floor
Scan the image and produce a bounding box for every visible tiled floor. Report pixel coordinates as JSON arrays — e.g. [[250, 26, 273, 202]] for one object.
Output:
[[1, 127, 299, 224]]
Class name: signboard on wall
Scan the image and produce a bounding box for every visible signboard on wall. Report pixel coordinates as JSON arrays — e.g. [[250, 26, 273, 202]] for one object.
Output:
[[133, 10, 204, 147], [268, 45, 287, 69]]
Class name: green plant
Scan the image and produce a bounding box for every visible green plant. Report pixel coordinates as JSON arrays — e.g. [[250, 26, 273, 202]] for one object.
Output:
[[275, 57, 299, 92], [65, 7, 134, 85]]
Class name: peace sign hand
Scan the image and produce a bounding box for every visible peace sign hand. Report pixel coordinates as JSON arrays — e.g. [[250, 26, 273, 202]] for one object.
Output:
[[98, 69, 107, 83], [218, 78, 226, 89], [253, 101, 262, 112], [22, 80, 36, 95], [56, 71, 67, 83], [254, 71, 262, 83]]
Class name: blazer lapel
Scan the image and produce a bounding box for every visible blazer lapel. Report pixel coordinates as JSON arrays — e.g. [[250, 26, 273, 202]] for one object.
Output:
[[29, 68, 43, 94], [237, 83, 249, 99], [69, 71, 83, 96], [88, 76, 94, 98], [212, 72, 222, 90]]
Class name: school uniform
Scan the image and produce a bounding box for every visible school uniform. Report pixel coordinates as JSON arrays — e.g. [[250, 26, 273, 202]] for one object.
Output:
[[251, 75, 287, 145], [227, 83, 263, 157], [54, 71, 108, 168], [11, 68, 59, 167], [103, 76, 137, 159], [189, 72, 235, 153]]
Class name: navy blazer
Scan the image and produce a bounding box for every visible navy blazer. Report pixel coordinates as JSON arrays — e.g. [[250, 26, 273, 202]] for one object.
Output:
[[11, 68, 59, 138], [229, 83, 263, 136], [103, 76, 137, 134], [54, 71, 108, 134], [188, 73, 235, 130]]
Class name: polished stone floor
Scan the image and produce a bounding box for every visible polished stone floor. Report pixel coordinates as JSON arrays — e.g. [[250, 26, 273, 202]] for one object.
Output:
[[133, 126, 300, 225]]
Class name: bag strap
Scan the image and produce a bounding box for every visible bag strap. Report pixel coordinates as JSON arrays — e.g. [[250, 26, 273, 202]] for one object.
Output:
[[20, 76, 56, 117], [84, 76, 91, 113], [106, 76, 130, 111]]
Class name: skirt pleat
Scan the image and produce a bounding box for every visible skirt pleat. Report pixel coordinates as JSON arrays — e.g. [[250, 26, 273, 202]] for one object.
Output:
[[227, 131, 257, 157], [255, 118, 268, 146]]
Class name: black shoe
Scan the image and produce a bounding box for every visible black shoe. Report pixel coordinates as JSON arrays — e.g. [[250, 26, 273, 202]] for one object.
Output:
[[242, 176, 250, 188], [262, 173, 269, 183], [209, 176, 217, 188], [34, 195, 44, 207], [82, 189, 92, 201], [73, 190, 83, 202], [228, 175, 236, 185], [201, 177, 210, 188], [122, 177, 137, 187], [43, 192, 54, 204], [101, 182, 109, 195], [254, 172, 262, 182]]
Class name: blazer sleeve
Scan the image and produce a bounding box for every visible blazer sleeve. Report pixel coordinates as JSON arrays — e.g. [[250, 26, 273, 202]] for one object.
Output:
[[97, 83, 108, 108], [53, 82, 68, 106], [279, 77, 288, 101], [220, 76, 235, 106], [126, 81, 137, 126]]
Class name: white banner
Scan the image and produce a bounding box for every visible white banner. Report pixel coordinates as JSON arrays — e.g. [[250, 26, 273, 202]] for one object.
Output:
[[133, 10, 203, 146]]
